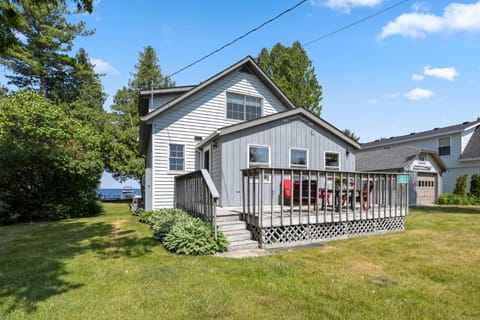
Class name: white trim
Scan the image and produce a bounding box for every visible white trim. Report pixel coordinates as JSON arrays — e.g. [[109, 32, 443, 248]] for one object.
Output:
[[289, 147, 308, 169], [248, 144, 271, 183], [168, 143, 185, 173], [437, 136, 451, 157], [202, 145, 211, 173], [324, 151, 341, 171], [225, 91, 263, 121]]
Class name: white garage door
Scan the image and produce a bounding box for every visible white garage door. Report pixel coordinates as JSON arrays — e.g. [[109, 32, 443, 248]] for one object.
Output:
[[416, 174, 437, 205]]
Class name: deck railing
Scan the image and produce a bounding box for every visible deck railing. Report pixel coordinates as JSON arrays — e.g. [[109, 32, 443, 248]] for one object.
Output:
[[175, 169, 219, 238], [242, 167, 409, 229]]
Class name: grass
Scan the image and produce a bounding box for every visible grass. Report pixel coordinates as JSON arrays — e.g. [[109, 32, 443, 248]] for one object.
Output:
[[1, 204, 479, 319]]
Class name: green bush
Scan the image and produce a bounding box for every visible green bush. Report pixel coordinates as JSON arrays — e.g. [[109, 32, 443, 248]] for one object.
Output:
[[470, 173, 480, 197], [453, 175, 468, 196], [436, 193, 480, 205], [149, 209, 190, 240], [137, 210, 155, 224], [163, 218, 228, 255], [0, 91, 103, 224]]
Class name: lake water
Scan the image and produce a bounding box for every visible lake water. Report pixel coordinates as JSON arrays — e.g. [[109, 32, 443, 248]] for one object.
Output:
[[98, 188, 141, 200]]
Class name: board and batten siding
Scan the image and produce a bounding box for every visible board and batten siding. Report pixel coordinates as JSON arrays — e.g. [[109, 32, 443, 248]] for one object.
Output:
[[217, 117, 356, 207], [149, 70, 289, 209]]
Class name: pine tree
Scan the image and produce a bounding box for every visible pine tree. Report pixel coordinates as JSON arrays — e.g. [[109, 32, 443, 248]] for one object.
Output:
[[108, 46, 175, 183], [257, 41, 322, 116], [0, 1, 93, 99]]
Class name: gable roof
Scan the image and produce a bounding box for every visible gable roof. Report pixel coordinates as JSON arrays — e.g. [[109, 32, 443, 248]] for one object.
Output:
[[460, 127, 480, 161], [356, 145, 447, 172], [197, 107, 362, 150], [362, 119, 480, 149], [140, 56, 296, 123]]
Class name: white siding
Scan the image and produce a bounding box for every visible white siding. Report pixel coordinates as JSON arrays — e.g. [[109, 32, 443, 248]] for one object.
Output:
[[150, 70, 289, 209], [150, 93, 184, 112], [461, 127, 475, 153]]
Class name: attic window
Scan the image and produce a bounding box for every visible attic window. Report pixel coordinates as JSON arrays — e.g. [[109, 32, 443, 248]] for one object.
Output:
[[226, 92, 262, 121]]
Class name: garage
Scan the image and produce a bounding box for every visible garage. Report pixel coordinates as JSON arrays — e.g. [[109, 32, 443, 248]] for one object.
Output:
[[416, 174, 437, 205]]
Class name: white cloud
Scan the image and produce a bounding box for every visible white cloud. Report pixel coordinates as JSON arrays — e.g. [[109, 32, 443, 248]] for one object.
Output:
[[367, 98, 378, 105], [411, 1, 430, 13], [404, 88, 434, 100], [412, 73, 424, 81], [424, 66, 459, 81], [90, 58, 118, 75], [316, 0, 383, 12], [380, 1, 480, 39]]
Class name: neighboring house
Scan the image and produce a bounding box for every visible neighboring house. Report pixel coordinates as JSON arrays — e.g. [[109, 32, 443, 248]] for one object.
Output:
[[138, 56, 360, 210], [361, 120, 480, 193], [356, 146, 447, 205]]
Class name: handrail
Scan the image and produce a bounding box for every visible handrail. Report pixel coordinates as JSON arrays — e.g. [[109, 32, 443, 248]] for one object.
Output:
[[174, 169, 219, 239]]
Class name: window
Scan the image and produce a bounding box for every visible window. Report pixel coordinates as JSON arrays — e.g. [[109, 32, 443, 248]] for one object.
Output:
[[249, 145, 270, 167], [227, 92, 262, 120], [290, 148, 308, 168], [419, 155, 426, 161], [169, 144, 184, 171], [438, 137, 451, 156], [248, 145, 270, 183], [325, 152, 340, 171]]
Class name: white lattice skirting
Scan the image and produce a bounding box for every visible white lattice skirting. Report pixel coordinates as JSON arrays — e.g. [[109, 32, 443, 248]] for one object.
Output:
[[248, 217, 405, 248]]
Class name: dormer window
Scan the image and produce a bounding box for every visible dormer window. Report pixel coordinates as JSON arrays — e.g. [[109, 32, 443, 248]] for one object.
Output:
[[226, 92, 262, 121]]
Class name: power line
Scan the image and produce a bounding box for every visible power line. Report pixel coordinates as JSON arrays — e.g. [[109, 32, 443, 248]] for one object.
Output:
[[303, 0, 409, 47], [166, 0, 307, 79]]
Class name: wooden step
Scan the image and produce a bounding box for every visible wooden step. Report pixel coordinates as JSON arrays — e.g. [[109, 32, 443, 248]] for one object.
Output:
[[217, 220, 247, 232], [216, 213, 241, 223], [223, 229, 252, 242], [227, 239, 259, 251]]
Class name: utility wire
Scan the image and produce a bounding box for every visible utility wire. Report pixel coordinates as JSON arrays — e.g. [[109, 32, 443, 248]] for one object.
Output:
[[166, 0, 307, 79], [303, 0, 409, 47]]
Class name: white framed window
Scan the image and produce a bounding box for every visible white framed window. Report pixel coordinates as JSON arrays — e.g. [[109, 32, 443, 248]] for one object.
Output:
[[248, 144, 270, 183], [419, 155, 426, 162], [438, 137, 451, 156], [325, 151, 340, 171], [226, 92, 262, 121], [169, 144, 185, 171], [290, 148, 308, 168]]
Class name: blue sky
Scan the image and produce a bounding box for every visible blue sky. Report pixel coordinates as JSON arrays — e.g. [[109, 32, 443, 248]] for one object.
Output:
[[3, 0, 480, 188]]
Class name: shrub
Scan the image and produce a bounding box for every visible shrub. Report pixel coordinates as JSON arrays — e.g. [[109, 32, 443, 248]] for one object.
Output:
[[163, 218, 228, 255], [0, 91, 103, 224], [137, 210, 155, 224], [453, 175, 468, 196], [470, 173, 480, 198], [436, 193, 480, 205], [149, 209, 190, 240]]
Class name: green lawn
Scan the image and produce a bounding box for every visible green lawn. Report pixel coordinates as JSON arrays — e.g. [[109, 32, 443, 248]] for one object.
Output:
[[1, 204, 479, 319]]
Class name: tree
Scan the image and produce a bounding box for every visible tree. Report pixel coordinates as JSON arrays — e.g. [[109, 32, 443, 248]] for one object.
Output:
[[470, 173, 480, 197], [0, 0, 92, 99], [343, 129, 360, 142], [453, 175, 468, 196], [108, 46, 175, 182], [256, 41, 322, 116], [1, 0, 94, 54], [0, 90, 103, 224]]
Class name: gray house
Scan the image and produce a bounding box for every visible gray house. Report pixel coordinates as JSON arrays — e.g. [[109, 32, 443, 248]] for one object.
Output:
[[356, 146, 447, 205], [138, 56, 410, 249], [361, 120, 480, 193], [139, 56, 359, 210]]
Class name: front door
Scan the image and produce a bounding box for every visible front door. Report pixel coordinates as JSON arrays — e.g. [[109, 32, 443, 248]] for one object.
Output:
[[203, 147, 210, 173]]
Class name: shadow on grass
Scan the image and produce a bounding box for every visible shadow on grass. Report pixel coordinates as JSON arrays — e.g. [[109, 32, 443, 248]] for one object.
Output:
[[412, 205, 480, 215], [0, 218, 157, 314]]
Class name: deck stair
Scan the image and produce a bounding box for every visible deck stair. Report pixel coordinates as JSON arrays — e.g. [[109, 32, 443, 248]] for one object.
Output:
[[216, 211, 258, 251]]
